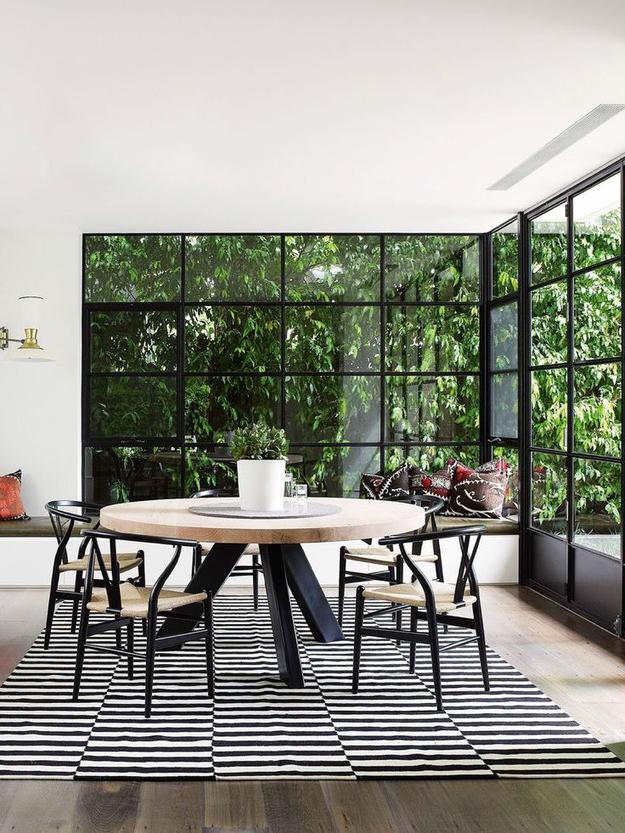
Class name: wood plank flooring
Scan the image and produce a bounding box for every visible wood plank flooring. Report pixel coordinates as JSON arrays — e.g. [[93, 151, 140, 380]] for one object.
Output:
[[1, 586, 625, 833]]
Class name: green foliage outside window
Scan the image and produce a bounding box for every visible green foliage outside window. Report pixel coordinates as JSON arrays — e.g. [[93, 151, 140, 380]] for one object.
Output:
[[492, 219, 519, 297], [85, 233, 485, 500], [529, 189, 622, 544], [85, 235, 181, 302]]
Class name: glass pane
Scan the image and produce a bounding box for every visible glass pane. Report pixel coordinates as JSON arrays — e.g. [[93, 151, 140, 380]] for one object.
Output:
[[384, 445, 479, 472], [531, 204, 568, 285], [285, 235, 380, 302], [490, 302, 518, 371], [385, 305, 479, 372], [531, 281, 568, 366], [491, 373, 518, 439], [574, 263, 621, 361], [492, 446, 520, 517], [289, 445, 380, 498], [385, 375, 480, 443], [90, 310, 177, 373], [531, 452, 568, 537], [185, 235, 281, 301], [574, 363, 621, 457], [185, 376, 281, 443], [185, 306, 281, 372], [89, 377, 177, 438], [573, 174, 621, 270], [531, 369, 567, 450], [574, 458, 621, 558], [385, 235, 480, 302], [185, 447, 238, 496], [84, 235, 181, 302], [492, 218, 519, 297], [285, 306, 380, 372], [85, 446, 182, 503], [285, 376, 380, 443]]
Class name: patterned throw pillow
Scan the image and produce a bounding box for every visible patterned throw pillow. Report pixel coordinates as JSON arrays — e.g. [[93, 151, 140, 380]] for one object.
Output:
[[361, 464, 410, 500], [445, 460, 509, 518], [408, 462, 454, 501], [0, 470, 29, 521]]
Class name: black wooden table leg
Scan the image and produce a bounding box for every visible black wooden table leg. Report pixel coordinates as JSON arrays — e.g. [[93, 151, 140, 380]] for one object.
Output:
[[283, 544, 344, 643], [156, 543, 247, 642], [259, 545, 304, 688]]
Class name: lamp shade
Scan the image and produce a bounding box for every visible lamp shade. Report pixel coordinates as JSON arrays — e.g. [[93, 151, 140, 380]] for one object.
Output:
[[17, 295, 44, 331]]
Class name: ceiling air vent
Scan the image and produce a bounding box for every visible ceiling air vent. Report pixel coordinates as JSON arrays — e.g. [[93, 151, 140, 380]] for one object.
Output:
[[487, 104, 625, 191]]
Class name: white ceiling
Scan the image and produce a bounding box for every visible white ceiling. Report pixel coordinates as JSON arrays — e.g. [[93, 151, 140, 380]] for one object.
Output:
[[1, 0, 625, 233]]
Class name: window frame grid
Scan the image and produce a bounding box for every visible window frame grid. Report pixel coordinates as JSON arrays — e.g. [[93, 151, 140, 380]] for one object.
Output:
[[82, 232, 485, 499]]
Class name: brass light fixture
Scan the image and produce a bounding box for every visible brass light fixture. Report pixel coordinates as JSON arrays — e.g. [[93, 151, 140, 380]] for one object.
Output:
[[0, 295, 50, 361]]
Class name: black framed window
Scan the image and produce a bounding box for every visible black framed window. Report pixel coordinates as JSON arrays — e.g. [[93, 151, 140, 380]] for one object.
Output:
[[486, 218, 520, 519], [83, 233, 483, 501], [518, 163, 624, 634]]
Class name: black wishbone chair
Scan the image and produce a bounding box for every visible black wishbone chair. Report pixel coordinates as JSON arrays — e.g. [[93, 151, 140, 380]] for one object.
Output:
[[191, 489, 264, 609], [338, 495, 445, 629], [351, 524, 489, 712], [44, 500, 145, 649], [72, 529, 213, 718]]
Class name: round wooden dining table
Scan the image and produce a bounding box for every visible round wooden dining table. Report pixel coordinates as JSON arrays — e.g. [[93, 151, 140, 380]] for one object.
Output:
[[101, 497, 425, 688]]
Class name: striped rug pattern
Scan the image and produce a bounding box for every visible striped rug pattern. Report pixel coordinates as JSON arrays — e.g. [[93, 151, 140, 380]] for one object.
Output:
[[1, 598, 624, 780]]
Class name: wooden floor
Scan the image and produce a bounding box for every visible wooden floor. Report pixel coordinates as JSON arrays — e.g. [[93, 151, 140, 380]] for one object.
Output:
[[1, 585, 625, 833]]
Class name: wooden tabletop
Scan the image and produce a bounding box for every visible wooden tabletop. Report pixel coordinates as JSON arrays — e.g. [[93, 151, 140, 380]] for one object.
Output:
[[100, 497, 425, 545]]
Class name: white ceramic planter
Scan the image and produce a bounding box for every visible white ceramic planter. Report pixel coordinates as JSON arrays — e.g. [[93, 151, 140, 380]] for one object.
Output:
[[237, 459, 286, 512]]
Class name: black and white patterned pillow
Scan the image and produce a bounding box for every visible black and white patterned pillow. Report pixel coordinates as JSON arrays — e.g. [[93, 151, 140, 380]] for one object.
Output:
[[445, 471, 507, 518], [361, 465, 410, 500]]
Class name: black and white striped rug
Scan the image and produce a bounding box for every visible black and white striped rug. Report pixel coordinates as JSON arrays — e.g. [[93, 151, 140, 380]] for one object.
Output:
[[1, 597, 624, 780]]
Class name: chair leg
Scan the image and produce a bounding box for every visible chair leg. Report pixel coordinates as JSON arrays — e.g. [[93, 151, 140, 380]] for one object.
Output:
[[426, 603, 443, 712], [72, 604, 90, 701], [137, 557, 147, 637], [144, 612, 157, 719], [43, 568, 61, 650], [394, 556, 404, 644], [351, 586, 365, 694], [71, 571, 83, 634], [204, 594, 214, 699], [473, 597, 490, 692], [338, 547, 347, 627], [127, 618, 134, 680], [433, 537, 444, 583], [409, 606, 418, 674], [252, 553, 260, 611]]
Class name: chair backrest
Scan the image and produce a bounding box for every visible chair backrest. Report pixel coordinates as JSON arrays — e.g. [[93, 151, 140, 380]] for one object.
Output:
[[78, 528, 200, 614], [45, 500, 101, 564], [380, 525, 485, 604], [410, 494, 445, 517], [190, 489, 220, 499]]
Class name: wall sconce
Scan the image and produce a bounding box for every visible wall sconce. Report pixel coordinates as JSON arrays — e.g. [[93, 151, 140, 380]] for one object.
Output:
[[0, 296, 51, 361]]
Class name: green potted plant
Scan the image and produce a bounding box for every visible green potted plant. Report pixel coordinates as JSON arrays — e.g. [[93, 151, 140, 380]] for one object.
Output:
[[230, 423, 289, 511]]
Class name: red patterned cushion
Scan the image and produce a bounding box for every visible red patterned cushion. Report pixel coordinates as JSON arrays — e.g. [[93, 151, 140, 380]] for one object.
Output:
[[361, 464, 410, 500], [0, 470, 29, 521], [408, 462, 454, 501]]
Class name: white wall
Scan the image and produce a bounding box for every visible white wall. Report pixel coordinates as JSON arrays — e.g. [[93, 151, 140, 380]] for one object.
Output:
[[0, 229, 82, 512], [0, 536, 519, 588]]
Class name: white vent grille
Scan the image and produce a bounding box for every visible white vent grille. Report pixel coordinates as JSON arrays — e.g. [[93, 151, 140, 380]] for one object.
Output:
[[487, 105, 625, 191]]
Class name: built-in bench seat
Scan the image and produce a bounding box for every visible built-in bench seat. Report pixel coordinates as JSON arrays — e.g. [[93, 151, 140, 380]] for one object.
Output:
[[436, 516, 519, 535], [0, 514, 520, 538], [0, 516, 88, 537]]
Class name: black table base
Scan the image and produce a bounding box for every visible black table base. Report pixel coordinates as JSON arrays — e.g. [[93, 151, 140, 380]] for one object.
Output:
[[156, 542, 344, 687]]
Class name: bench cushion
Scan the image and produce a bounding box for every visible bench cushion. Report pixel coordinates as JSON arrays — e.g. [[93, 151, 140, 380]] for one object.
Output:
[[0, 514, 519, 539], [436, 515, 519, 535], [0, 516, 89, 537]]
